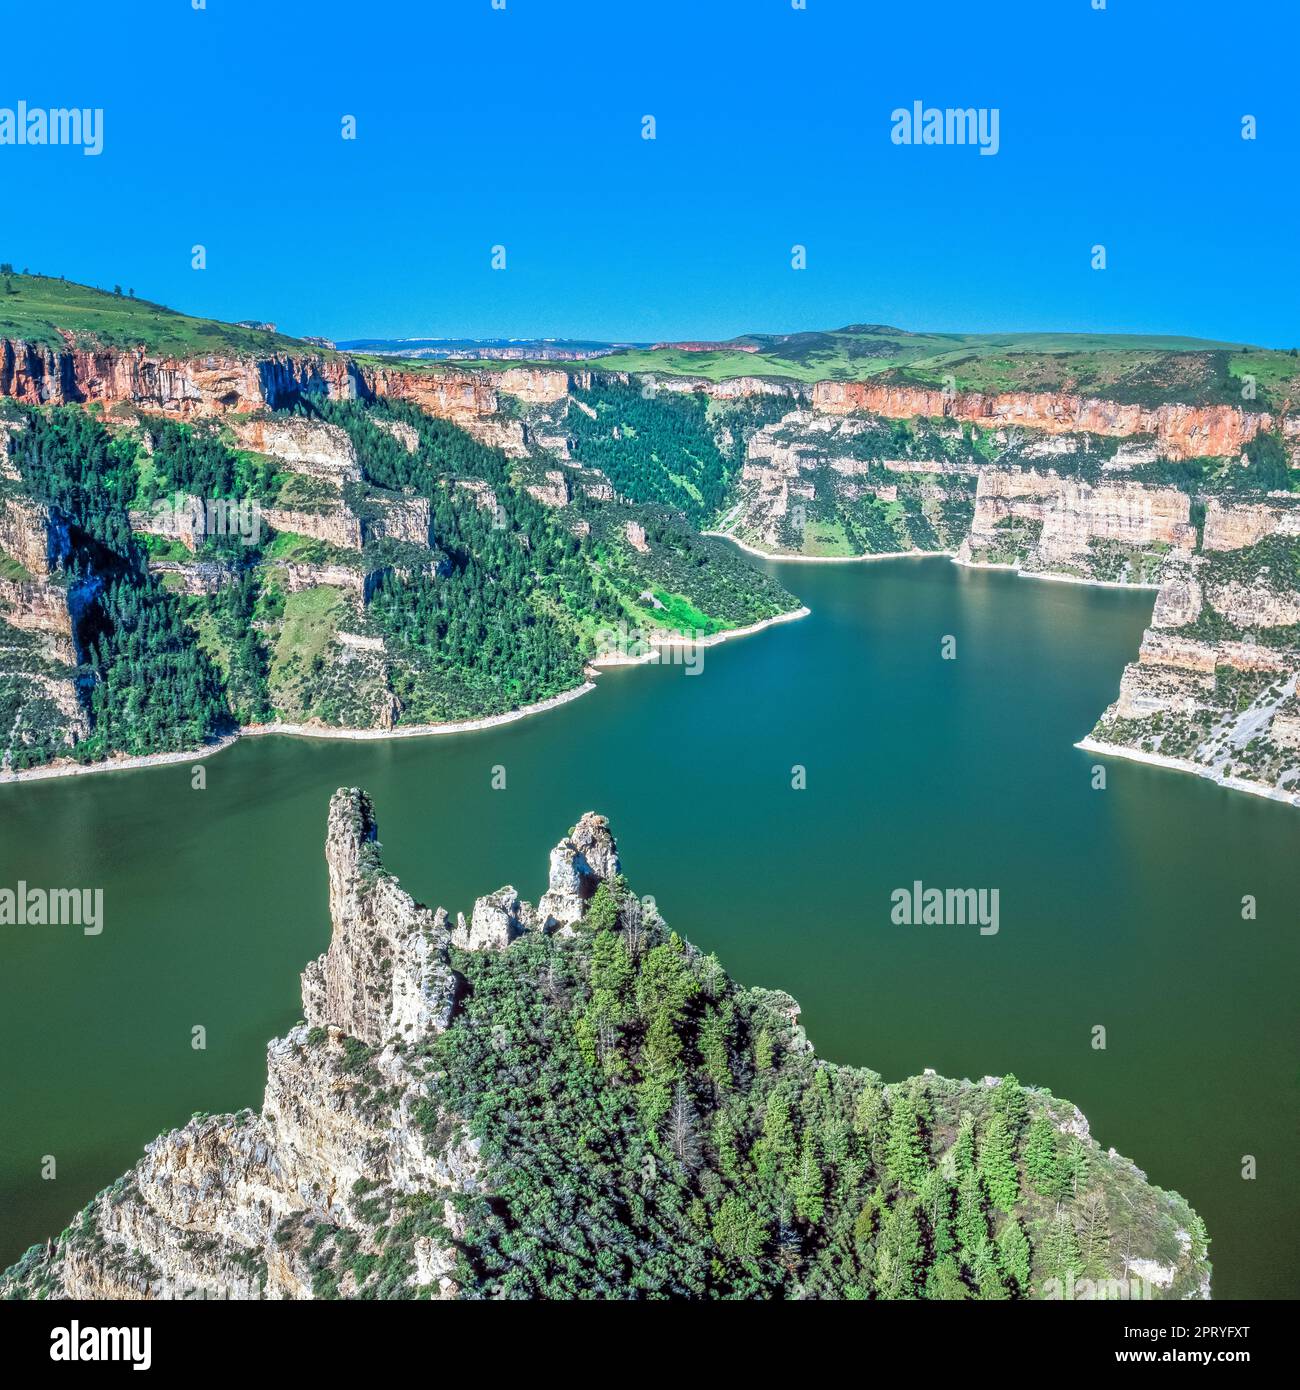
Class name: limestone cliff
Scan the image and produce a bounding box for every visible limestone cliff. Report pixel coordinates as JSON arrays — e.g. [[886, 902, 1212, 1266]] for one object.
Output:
[[812, 380, 1269, 463], [1087, 531, 1300, 802], [957, 469, 1196, 582]]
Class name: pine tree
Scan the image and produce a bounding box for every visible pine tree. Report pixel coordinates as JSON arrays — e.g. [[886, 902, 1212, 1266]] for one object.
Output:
[[997, 1217, 1032, 1293], [793, 1128, 825, 1225], [925, 1255, 970, 1300], [698, 1001, 734, 1094], [918, 1168, 957, 1262], [973, 1238, 1010, 1300], [756, 1091, 797, 1185], [1076, 1191, 1111, 1276], [956, 1168, 990, 1262], [1061, 1136, 1091, 1199], [1043, 1207, 1084, 1281], [992, 1072, 1029, 1139], [1024, 1114, 1061, 1195], [977, 1112, 1020, 1212], [852, 1188, 884, 1253], [884, 1089, 929, 1192], [952, 1112, 976, 1178], [874, 1197, 924, 1299]]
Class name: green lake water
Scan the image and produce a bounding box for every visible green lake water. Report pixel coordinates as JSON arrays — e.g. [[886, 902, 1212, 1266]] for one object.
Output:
[[1, 557, 1296, 1298]]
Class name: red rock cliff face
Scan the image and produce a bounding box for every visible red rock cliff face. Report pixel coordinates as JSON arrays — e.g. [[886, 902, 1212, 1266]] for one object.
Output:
[[0, 338, 532, 431], [812, 381, 1271, 461], [0, 339, 367, 415], [0, 340, 549, 457]]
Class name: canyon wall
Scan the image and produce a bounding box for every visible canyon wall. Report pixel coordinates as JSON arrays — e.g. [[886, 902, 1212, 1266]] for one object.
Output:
[[812, 380, 1271, 463]]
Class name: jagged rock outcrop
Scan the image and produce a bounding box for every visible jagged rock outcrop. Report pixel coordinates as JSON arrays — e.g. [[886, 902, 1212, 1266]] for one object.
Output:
[[302, 789, 460, 1045], [1, 791, 1213, 1300], [451, 888, 530, 951], [0, 789, 628, 1300], [536, 812, 621, 933]]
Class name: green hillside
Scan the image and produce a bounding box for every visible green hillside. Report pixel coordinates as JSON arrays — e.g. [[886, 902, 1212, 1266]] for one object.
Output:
[[443, 325, 1300, 405], [0, 268, 312, 356], [3, 269, 1296, 406]]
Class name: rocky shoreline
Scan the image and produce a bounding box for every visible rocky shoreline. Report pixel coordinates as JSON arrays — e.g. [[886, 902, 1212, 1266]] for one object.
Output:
[[0, 605, 810, 785], [705, 531, 951, 564], [1076, 735, 1300, 808]]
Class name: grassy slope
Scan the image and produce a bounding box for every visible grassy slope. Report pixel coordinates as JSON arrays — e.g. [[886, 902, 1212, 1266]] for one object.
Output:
[[4, 272, 1294, 403], [428, 323, 1292, 384], [0, 272, 313, 356]]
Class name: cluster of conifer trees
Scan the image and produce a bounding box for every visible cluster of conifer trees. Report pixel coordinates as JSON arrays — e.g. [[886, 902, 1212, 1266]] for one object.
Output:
[[423, 876, 1206, 1299], [15, 408, 230, 757]]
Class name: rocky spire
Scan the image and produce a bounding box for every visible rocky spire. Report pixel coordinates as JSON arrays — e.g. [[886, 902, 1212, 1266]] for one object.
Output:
[[536, 812, 621, 934], [302, 787, 459, 1045]]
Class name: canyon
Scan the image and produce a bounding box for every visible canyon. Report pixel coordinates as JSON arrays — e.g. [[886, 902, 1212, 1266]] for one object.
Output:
[[3, 312, 1299, 807]]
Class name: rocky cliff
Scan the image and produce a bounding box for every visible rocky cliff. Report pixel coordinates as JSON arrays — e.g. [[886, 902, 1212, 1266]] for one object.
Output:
[[1087, 529, 1300, 801], [812, 381, 1270, 463], [957, 469, 1196, 581], [2, 790, 1211, 1301]]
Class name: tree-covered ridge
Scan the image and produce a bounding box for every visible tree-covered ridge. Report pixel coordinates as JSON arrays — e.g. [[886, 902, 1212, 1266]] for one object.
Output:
[[565, 382, 790, 526], [0, 393, 801, 765], [425, 879, 1209, 1300], [11, 408, 230, 759]]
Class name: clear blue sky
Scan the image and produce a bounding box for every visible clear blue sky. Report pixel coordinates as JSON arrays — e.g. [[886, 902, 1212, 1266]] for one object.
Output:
[[4, 0, 1297, 345]]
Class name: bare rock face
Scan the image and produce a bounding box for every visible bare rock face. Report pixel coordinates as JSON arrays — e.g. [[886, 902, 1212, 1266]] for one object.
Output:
[[302, 788, 459, 1045], [495, 367, 570, 404], [234, 416, 360, 482], [262, 501, 364, 550], [1201, 497, 1300, 552], [1151, 571, 1203, 629], [454, 478, 499, 514], [367, 493, 430, 546], [537, 812, 621, 933], [960, 469, 1195, 577], [813, 381, 1269, 463], [1090, 533, 1300, 800], [373, 417, 420, 453], [451, 887, 529, 951], [0, 493, 70, 576], [525, 469, 570, 508]]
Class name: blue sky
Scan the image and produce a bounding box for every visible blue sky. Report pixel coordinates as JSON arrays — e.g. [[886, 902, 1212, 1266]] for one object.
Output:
[[3, 0, 1297, 345]]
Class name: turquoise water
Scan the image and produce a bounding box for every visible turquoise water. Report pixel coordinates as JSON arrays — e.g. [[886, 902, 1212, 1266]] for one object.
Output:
[[1, 557, 1295, 1297]]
